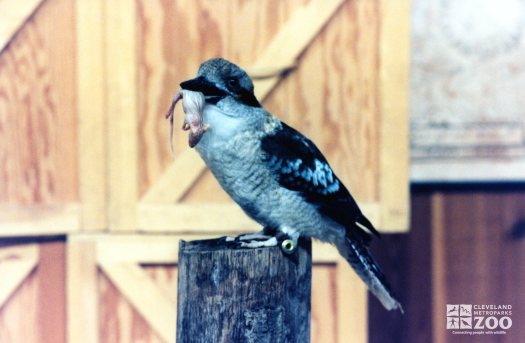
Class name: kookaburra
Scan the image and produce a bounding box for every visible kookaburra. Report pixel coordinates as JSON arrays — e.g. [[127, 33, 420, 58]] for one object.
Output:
[[170, 58, 402, 312]]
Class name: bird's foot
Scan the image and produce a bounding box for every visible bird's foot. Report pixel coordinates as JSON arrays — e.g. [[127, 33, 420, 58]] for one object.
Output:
[[225, 228, 297, 254], [238, 236, 279, 248], [225, 231, 277, 248]]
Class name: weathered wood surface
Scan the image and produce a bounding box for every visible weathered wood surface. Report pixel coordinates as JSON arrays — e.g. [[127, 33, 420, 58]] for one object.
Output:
[[177, 238, 312, 343]]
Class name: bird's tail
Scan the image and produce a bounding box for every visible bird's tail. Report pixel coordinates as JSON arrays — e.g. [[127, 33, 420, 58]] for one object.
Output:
[[335, 234, 403, 312]]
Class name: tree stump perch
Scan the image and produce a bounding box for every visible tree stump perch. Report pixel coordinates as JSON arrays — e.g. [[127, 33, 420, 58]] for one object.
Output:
[[176, 237, 312, 343]]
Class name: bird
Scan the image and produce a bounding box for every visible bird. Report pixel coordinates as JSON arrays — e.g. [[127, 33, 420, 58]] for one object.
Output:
[[177, 57, 403, 312]]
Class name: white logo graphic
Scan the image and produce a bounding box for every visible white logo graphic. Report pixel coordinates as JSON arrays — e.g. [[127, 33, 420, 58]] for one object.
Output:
[[446, 304, 512, 335]]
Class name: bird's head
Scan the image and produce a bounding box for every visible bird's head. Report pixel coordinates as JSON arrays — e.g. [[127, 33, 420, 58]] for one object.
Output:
[[180, 58, 261, 108]]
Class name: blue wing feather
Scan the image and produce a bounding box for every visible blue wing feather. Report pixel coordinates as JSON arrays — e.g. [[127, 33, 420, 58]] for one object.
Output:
[[261, 122, 379, 241]]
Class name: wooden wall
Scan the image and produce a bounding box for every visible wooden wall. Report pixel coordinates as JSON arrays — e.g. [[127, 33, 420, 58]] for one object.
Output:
[[0, 0, 77, 204], [369, 186, 525, 343], [0, 239, 66, 343]]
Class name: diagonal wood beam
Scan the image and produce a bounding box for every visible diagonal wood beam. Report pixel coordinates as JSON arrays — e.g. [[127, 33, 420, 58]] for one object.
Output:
[[99, 262, 176, 343], [141, 0, 346, 204], [0, 0, 44, 53], [141, 149, 205, 203], [0, 244, 39, 309]]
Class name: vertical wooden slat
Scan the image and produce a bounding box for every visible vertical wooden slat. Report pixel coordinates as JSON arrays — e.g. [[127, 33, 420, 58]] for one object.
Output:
[[378, 0, 410, 231], [76, 0, 107, 231], [105, 0, 138, 231], [311, 265, 337, 343], [368, 191, 433, 343], [337, 259, 368, 343], [67, 240, 99, 343], [38, 242, 66, 343], [431, 192, 446, 343]]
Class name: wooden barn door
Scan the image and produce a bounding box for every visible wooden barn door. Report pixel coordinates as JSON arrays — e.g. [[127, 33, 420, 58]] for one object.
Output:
[[133, 0, 410, 235]]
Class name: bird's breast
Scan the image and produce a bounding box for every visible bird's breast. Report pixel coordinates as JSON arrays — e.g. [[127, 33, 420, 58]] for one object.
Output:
[[196, 131, 271, 202]]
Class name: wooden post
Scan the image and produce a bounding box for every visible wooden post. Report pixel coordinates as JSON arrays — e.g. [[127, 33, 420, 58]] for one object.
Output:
[[176, 237, 312, 343]]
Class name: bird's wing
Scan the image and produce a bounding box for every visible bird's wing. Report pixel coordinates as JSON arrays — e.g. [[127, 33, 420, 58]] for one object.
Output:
[[261, 122, 379, 242]]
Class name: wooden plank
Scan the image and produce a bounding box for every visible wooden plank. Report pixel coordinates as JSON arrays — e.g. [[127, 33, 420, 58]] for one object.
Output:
[[96, 234, 180, 264], [0, 0, 78, 205], [99, 262, 176, 343], [141, 0, 345, 205], [311, 265, 337, 343], [66, 240, 99, 343], [141, 149, 205, 203], [73, 233, 340, 264], [430, 193, 445, 343], [138, 203, 260, 233], [105, 0, 138, 231], [337, 258, 368, 343], [96, 235, 340, 265], [0, 0, 43, 52], [378, 0, 411, 232], [38, 242, 66, 343], [0, 204, 80, 236], [138, 202, 380, 233], [76, 0, 107, 231], [0, 244, 38, 309]]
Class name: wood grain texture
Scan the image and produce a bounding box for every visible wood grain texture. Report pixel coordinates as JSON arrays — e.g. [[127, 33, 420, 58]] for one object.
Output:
[[137, 0, 311, 197], [136, 0, 409, 231], [38, 242, 66, 343], [0, 244, 38, 309], [0, 0, 78, 204], [99, 262, 176, 343], [369, 186, 525, 343], [336, 257, 368, 343], [378, 0, 410, 231], [431, 192, 446, 343], [311, 265, 337, 343], [76, 0, 107, 231], [99, 265, 177, 343], [0, 260, 38, 343], [67, 240, 99, 343], [265, 0, 381, 205], [105, 0, 138, 231], [436, 189, 525, 343], [0, 203, 80, 236], [97, 263, 342, 343], [82, 232, 348, 343], [0, 241, 66, 343], [368, 191, 432, 343], [177, 238, 312, 343]]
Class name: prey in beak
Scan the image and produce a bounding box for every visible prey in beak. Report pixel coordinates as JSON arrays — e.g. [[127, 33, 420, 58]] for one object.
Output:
[[165, 89, 208, 150]]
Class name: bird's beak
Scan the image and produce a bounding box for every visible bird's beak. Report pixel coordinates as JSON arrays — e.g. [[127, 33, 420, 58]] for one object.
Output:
[[180, 76, 226, 97]]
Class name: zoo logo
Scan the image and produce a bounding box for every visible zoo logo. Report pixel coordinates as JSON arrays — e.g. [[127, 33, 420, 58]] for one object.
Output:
[[446, 304, 513, 332]]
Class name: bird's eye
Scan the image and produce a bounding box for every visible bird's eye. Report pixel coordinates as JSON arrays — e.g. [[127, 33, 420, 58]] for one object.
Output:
[[227, 78, 240, 90]]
